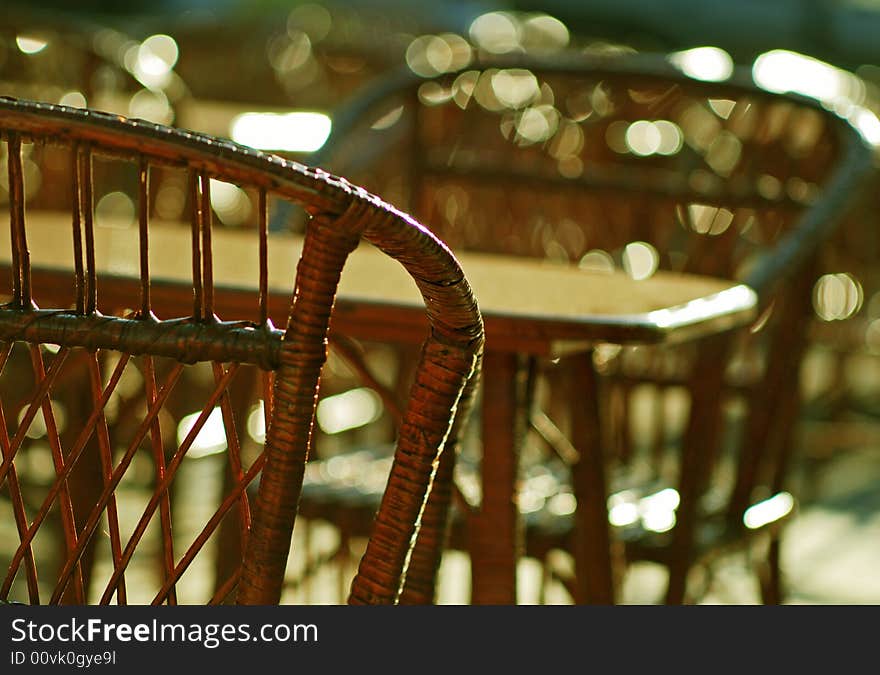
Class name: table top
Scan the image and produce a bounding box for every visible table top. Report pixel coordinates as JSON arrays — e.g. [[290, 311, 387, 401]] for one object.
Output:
[[1, 211, 757, 354]]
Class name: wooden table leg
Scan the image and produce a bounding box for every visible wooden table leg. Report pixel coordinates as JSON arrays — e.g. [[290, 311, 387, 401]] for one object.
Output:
[[469, 350, 526, 604], [569, 350, 616, 604]]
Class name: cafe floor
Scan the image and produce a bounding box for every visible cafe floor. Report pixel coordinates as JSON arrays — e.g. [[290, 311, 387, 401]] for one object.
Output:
[[623, 441, 880, 605]]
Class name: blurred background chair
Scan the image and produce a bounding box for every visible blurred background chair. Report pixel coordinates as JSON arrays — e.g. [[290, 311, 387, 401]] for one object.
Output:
[[0, 96, 483, 604], [288, 50, 875, 604]]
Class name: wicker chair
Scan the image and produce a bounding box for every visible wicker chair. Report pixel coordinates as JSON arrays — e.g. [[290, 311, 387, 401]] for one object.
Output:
[[0, 96, 483, 605], [291, 51, 875, 603]]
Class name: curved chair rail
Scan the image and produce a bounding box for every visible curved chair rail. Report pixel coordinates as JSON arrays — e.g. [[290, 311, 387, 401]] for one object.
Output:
[[0, 96, 484, 605]]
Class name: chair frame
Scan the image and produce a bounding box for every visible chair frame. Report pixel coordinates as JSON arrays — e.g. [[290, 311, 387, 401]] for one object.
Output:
[[0, 96, 484, 605], [295, 51, 876, 604]]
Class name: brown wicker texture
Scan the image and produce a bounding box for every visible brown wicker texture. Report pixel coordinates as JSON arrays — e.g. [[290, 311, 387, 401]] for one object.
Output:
[[295, 52, 874, 603], [0, 96, 483, 605]]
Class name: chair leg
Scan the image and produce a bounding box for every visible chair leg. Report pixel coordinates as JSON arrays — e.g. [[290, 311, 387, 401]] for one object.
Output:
[[469, 351, 526, 605], [665, 334, 732, 605], [569, 351, 616, 604], [759, 533, 783, 604], [665, 564, 689, 604], [682, 561, 711, 605]]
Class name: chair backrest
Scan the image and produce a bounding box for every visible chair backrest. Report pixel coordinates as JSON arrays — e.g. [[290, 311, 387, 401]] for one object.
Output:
[[300, 51, 875, 602], [315, 52, 872, 277], [0, 96, 483, 605]]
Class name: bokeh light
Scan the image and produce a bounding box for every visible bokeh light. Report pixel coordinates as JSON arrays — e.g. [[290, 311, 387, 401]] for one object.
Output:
[[623, 241, 659, 280], [95, 191, 136, 229], [316, 387, 382, 435], [669, 47, 733, 82], [15, 35, 48, 55], [230, 112, 331, 152], [813, 273, 864, 321], [177, 408, 228, 459], [469, 12, 521, 54]]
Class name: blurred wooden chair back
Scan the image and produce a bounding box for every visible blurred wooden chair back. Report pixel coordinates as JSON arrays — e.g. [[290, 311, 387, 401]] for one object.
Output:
[[302, 51, 874, 603], [0, 96, 483, 605]]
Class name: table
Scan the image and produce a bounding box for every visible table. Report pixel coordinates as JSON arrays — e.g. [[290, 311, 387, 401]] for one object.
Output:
[[1, 211, 758, 603]]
